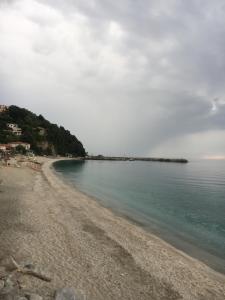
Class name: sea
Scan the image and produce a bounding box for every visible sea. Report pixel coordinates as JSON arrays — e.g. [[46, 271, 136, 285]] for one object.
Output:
[[53, 159, 225, 273]]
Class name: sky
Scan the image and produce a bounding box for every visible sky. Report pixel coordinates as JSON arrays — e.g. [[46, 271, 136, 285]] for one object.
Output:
[[1, 0, 225, 158]]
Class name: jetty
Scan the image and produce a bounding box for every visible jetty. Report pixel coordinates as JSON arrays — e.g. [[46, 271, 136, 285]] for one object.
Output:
[[85, 155, 188, 163]]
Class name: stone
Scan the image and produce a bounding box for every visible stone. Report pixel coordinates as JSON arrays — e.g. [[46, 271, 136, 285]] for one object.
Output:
[[0, 275, 18, 296], [55, 288, 83, 300], [0, 284, 15, 295], [4, 275, 16, 290], [22, 262, 35, 270], [0, 266, 8, 278], [25, 294, 43, 300], [0, 294, 13, 300], [0, 279, 4, 290], [0, 293, 20, 300]]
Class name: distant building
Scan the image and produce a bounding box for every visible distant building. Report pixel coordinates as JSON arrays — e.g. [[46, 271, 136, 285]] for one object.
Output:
[[8, 142, 31, 150], [7, 123, 22, 136], [13, 128, 22, 136], [0, 105, 8, 113], [7, 123, 16, 129]]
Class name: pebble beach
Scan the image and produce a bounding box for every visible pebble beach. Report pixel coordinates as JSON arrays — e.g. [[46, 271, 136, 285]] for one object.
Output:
[[0, 158, 225, 300]]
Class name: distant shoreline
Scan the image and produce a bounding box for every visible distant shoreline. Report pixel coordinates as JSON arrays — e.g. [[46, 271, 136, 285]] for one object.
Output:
[[85, 156, 188, 163]]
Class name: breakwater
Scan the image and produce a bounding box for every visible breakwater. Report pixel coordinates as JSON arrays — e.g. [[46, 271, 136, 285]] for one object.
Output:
[[85, 156, 188, 163]]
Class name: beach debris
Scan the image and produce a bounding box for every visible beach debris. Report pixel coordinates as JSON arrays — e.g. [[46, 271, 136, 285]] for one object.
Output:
[[1, 258, 85, 300], [0, 258, 47, 299], [10, 257, 51, 282], [55, 287, 83, 300]]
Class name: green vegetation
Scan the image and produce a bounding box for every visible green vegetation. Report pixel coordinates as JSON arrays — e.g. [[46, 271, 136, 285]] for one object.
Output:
[[0, 105, 86, 156], [15, 145, 27, 155]]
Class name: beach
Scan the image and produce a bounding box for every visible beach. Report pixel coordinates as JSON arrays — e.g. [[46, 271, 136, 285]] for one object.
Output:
[[0, 158, 225, 300]]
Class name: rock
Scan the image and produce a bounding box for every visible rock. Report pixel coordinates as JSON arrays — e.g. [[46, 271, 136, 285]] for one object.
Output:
[[55, 288, 83, 300], [0, 275, 18, 295], [0, 279, 4, 289], [0, 294, 13, 300], [5, 275, 16, 290], [0, 284, 15, 295], [0, 266, 8, 278], [0, 293, 21, 300], [25, 294, 43, 300]]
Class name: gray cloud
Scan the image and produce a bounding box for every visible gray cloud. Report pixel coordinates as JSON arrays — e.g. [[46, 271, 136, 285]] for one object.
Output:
[[0, 0, 225, 158]]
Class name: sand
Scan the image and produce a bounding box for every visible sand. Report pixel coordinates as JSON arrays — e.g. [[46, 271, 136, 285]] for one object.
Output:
[[0, 158, 225, 300]]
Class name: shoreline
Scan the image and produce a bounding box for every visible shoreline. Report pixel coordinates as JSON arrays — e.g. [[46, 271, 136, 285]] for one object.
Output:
[[45, 160, 225, 290], [53, 159, 225, 275], [0, 157, 225, 299]]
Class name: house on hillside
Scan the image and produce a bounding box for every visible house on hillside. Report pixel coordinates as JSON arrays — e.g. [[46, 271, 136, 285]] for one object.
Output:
[[0, 105, 8, 113], [8, 142, 30, 150], [7, 123, 22, 136]]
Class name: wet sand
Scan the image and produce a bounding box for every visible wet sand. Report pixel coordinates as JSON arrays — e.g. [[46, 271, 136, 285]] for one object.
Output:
[[0, 158, 225, 299]]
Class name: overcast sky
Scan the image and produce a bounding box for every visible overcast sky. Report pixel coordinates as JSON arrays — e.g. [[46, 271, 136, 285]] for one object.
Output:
[[1, 0, 225, 158]]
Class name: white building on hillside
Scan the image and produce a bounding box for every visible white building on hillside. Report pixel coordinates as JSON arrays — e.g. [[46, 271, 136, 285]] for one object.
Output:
[[7, 123, 22, 136], [0, 105, 8, 113]]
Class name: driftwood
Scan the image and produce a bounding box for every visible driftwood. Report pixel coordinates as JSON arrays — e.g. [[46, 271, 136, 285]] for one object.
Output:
[[10, 256, 51, 282]]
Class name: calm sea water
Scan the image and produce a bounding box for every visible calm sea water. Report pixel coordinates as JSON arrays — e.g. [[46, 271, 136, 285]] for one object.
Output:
[[53, 159, 225, 273]]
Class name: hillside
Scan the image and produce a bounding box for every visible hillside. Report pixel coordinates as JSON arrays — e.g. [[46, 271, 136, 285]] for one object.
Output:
[[0, 105, 86, 156]]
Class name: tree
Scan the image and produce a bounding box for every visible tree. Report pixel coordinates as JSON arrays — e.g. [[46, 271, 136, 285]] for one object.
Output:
[[0, 105, 86, 156], [15, 145, 27, 155]]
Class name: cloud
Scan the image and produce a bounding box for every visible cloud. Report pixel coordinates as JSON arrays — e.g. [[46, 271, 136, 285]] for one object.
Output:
[[0, 0, 225, 157]]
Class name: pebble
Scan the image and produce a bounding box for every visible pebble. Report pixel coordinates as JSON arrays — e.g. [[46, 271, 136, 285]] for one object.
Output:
[[0, 274, 18, 296], [5, 275, 15, 287], [0, 293, 22, 300], [0, 260, 84, 300], [25, 293, 43, 300], [55, 288, 82, 300], [0, 266, 7, 278], [24, 264, 35, 270], [0, 279, 4, 290]]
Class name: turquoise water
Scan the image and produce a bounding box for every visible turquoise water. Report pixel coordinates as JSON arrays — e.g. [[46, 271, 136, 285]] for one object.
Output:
[[54, 159, 225, 273]]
